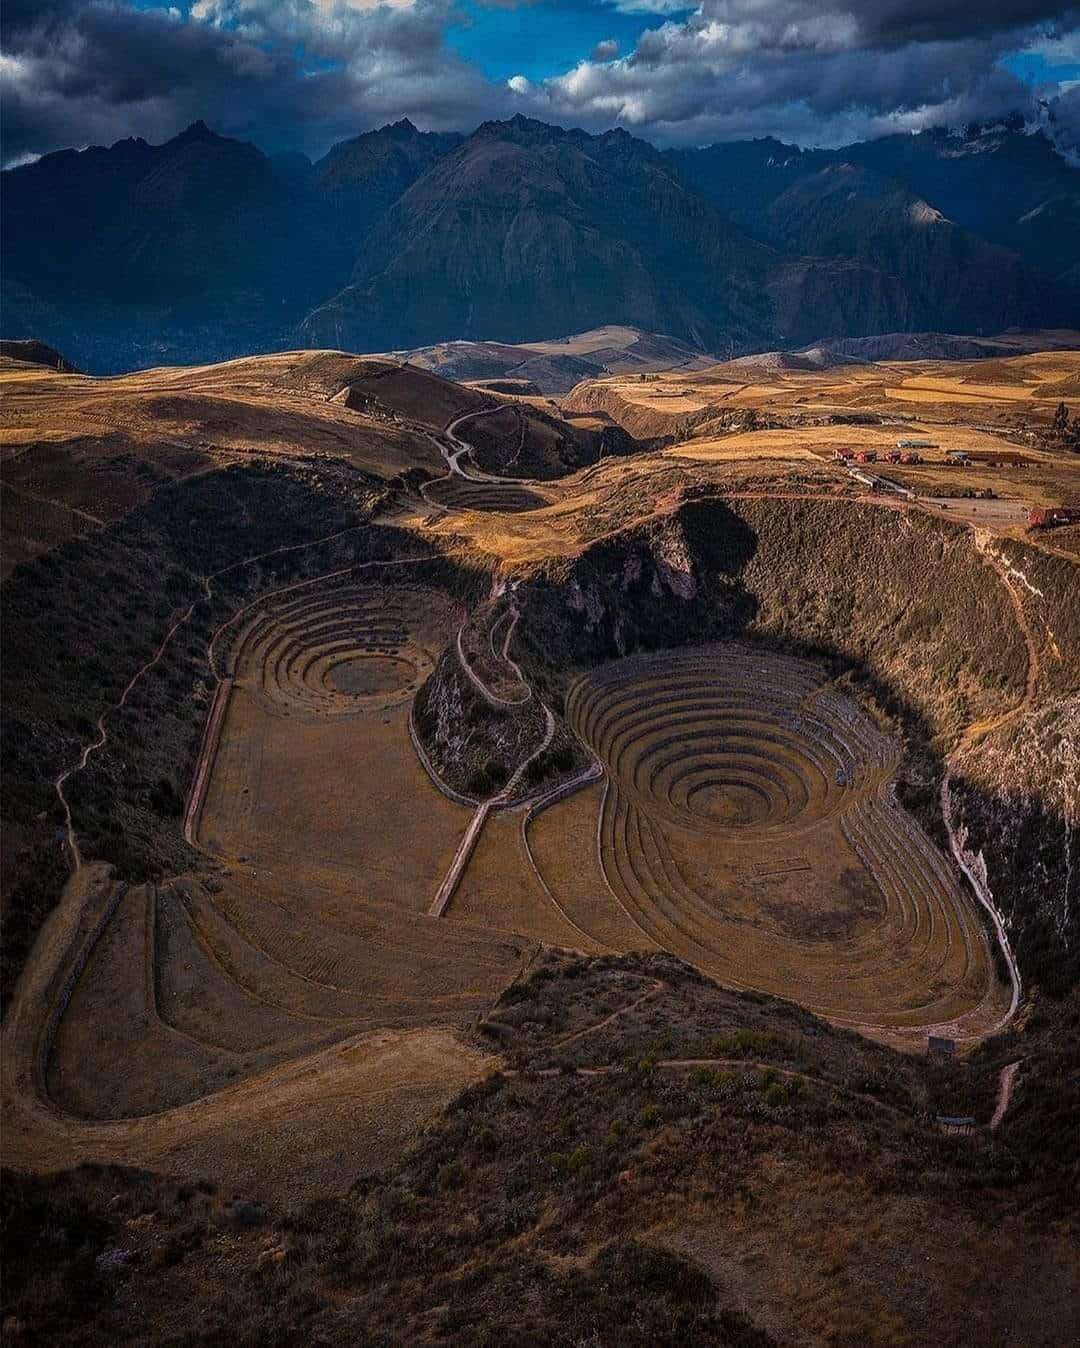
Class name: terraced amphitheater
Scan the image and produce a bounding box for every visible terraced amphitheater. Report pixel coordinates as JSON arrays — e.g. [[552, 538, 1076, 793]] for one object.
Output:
[[548, 644, 1009, 1042], [22, 568, 534, 1138], [422, 475, 548, 513], [226, 579, 450, 718]]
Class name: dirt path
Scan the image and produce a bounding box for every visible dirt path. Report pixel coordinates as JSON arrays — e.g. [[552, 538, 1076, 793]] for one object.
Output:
[[990, 1060, 1022, 1130], [957, 531, 1041, 750], [507, 1054, 909, 1121], [55, 599, 203, 869], [455, 606, 531, 708], [547, 980, 663, 1050], [936, 528, 1036, 1038], [499, 589, 528, 687], [419, 405, 542, 510], [517, 981, 1021, 1133], [443, 407, 514, 481], [497, 703, 556, 801], [2, 481, 107, 526]]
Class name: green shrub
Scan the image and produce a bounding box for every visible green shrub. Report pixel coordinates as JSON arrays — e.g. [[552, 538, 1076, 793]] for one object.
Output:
[[437, 1163, 465, 1192], [603, 1120, 624, 1148], [567, 1145, 594, 1176]]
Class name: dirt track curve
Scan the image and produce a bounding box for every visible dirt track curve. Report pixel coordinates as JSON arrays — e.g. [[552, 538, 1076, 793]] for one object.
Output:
[[0, 864, 500, 1203]]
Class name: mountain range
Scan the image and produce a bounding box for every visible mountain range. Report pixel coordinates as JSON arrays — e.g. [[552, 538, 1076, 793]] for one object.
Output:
[[3, 115, 1078, 373]]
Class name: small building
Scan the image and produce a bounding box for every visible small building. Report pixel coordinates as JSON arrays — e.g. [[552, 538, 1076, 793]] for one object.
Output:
[[928, 1035, 956, 1056], [1029, 505, 1080, 528], [896, 438, 937, 449]]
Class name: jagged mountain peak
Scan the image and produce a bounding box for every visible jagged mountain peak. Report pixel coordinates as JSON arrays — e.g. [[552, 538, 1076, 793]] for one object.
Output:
[[174, 118, 214, 142]]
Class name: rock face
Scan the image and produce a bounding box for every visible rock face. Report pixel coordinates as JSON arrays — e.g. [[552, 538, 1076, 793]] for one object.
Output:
[[3, 116, 1076, 372]]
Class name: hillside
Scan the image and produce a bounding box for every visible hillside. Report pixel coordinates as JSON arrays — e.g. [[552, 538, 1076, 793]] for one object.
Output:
[[673, 124, 1080, 290], [384, 326, 714, 394], [3, 118, 1076, 373], [4, 951, 1078, 1347], [562, 346, 1080, 444], [299, 117, 779, 353]]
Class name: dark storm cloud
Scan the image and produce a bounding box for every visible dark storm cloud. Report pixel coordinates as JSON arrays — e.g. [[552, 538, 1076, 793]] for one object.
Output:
[[2, 0, 1079, 164], [855, 0, 1075, 46], [0, 0, 511, 164], [535, 1, 1080, 147]]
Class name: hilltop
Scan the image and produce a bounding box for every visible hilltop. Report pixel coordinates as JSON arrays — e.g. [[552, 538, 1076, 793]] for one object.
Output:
[[4, 951, 1078, 1346], [383, 326, 714, 395]]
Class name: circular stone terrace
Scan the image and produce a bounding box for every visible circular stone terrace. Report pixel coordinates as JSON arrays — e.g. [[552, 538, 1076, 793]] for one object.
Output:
[[563, 644, 1010, 1041]]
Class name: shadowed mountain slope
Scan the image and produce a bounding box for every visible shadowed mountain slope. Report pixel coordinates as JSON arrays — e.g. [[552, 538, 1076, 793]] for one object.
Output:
[[674, 124, 1080, 306], [3, 117, 1076, 372]]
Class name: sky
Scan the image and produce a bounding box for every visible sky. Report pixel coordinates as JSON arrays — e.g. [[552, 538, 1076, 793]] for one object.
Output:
[[2, 0, 1079, 167]]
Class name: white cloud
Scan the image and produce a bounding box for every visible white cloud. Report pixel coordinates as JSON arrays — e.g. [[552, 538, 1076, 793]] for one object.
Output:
[[3, 0, 1078, 162]]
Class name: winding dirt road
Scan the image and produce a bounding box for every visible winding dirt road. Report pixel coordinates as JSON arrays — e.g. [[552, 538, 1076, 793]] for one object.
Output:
[[937, 528, 1037, 1036]]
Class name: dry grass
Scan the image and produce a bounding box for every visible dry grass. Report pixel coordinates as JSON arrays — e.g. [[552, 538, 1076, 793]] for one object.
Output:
[[0, 351, 450, 571], [6, 954, 1077, 1348], [447, 812, 596, 947]]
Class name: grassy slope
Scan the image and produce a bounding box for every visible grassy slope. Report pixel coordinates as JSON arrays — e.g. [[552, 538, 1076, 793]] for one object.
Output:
[[0, 462, 402, 1011], [3, 953, 1076, 1347]]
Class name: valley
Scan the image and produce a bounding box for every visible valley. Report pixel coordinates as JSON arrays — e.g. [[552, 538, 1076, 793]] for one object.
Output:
[[2, 339, 1078, 1345], [5, 0, 1080, 1328]]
